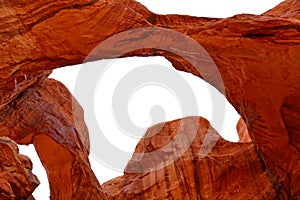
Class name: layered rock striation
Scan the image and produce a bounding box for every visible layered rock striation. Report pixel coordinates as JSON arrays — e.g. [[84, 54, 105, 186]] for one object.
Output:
[[0, 0, 299, 199], [0, 78, 106, 199], [0, 137, 39, 200], [103, 117, 275, 199]]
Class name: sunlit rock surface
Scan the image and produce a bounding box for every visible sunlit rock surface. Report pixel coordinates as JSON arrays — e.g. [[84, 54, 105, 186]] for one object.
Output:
[[0, 0, 299, 199], [103, 117, 277, 199]]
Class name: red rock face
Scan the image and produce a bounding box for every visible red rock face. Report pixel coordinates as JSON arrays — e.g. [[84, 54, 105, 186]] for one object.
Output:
[[0, 137, 39, 200], [236, 118, 252, 143], [263, 0, 300, 20], [0, 78, 106, 199], [0, 0, 299, 199], [103, 117, 277, 199]]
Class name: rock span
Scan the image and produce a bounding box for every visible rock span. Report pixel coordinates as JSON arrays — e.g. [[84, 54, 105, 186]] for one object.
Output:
[[0, 0, 299, 199]]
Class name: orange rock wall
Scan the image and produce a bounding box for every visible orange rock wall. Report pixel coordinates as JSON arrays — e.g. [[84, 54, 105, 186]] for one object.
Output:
[[0, 0, 299, 199]]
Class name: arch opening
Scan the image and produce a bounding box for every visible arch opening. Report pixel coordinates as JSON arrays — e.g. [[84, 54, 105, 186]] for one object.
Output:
[[19, 56, 252, 199], [51, 56, 247, 181], [12, 0, 295, 198]]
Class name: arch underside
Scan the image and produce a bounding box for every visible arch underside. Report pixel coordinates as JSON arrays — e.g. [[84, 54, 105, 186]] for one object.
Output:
[[0, 0, 299, 199]]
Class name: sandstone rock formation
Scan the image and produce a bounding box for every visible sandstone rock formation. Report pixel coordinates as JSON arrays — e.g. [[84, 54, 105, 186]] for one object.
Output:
[[103, 117, 275, 199], [0, 78, 106, 199], [236, 118, 252, 143], [0, 137, 39, 200], [0, 0, 299, 199]]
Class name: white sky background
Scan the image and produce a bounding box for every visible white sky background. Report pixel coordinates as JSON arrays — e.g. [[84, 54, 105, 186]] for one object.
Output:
[[17, 1, 284, 199]]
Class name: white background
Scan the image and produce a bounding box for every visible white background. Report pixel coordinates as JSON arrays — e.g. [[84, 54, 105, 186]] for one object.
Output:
[[17, 0, 284, 199]]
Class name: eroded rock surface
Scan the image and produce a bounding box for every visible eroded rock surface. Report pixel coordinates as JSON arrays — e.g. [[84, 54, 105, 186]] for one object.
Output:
[[0, 78, 106, 199], [103, 117, 276, 199], [0, 0, 299, 199], [0, 137, 39, 200], [237, 118, 252, 143]]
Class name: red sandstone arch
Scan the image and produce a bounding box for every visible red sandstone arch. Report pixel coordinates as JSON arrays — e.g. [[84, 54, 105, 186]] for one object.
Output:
[[0, 0, 299, 199]]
